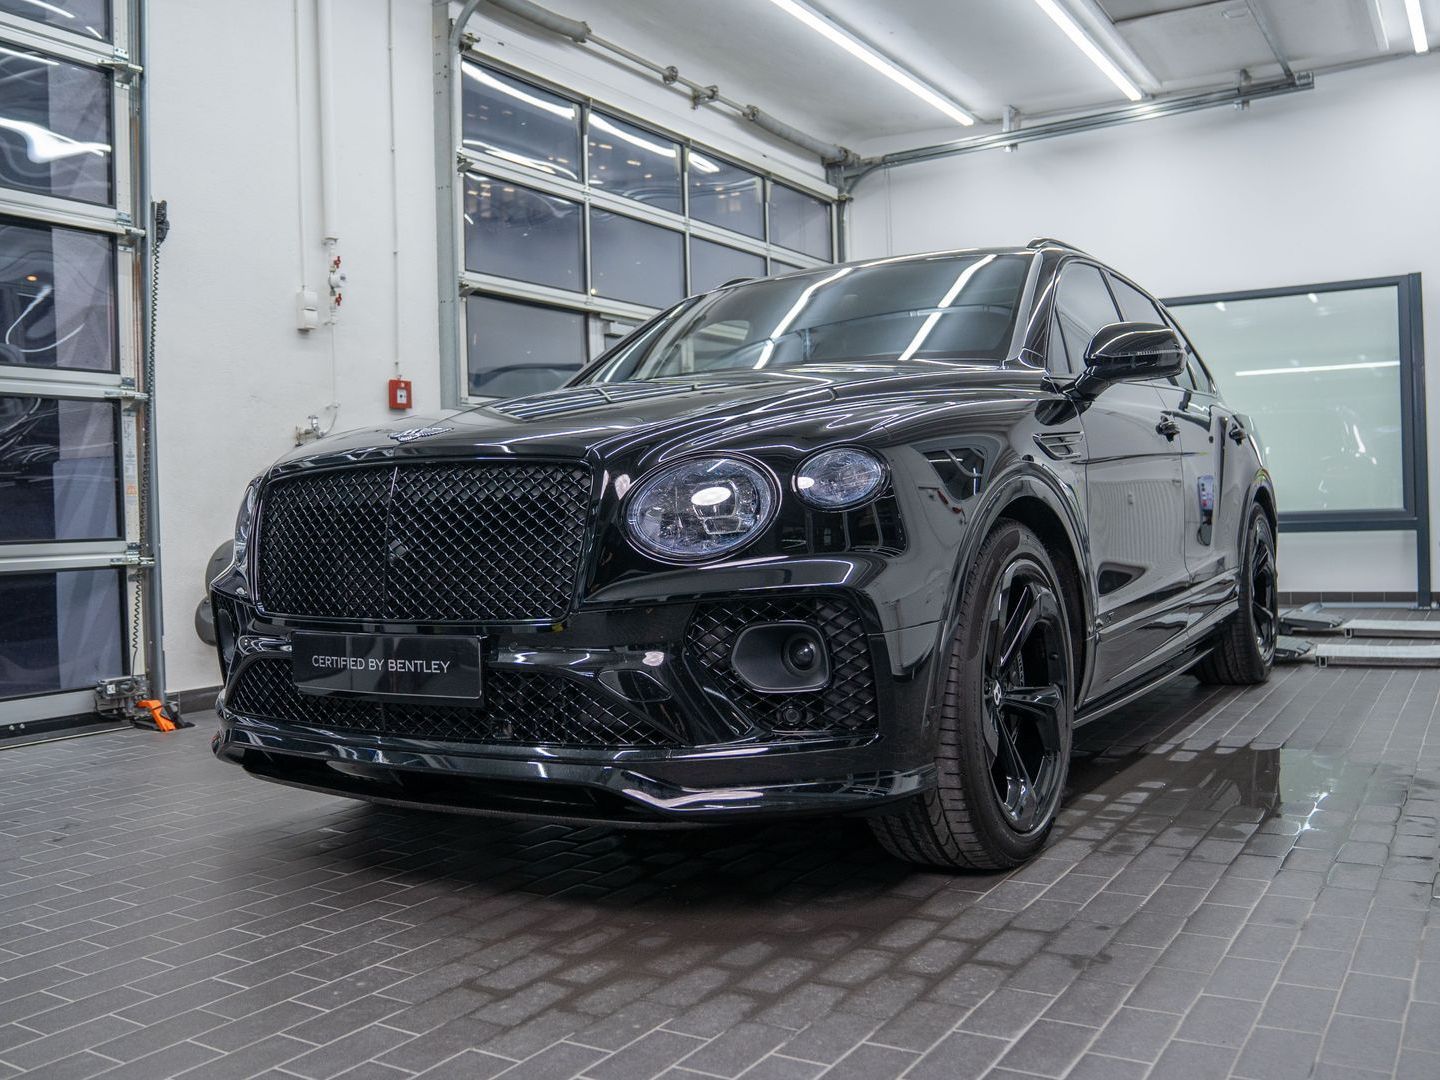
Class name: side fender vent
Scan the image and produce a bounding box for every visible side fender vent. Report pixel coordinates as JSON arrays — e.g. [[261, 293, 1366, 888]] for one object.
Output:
[[925, 448, 986, 501], [1033, 431, 1085, 461]]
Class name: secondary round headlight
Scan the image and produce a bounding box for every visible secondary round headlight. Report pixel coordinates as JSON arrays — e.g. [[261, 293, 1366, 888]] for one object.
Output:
[[795, 448, 886, 509], [626, 457, 774, 561]]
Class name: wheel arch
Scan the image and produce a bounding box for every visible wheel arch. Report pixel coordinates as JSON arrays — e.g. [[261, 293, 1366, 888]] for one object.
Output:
[[930, 465, 1097, 717]]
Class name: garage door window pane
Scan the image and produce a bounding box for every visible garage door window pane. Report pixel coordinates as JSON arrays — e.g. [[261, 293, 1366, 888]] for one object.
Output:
[[588, 112, 681, 214], [466, 294, 586, 398], [0, 396, 119, 543], [0, 216, 115, 373], [0, 568, 123, 700], [0, 47, 112, 204], [460, 64, 580, 181], [590, 210, 683, 309], [464, 174, 583, 292], [690, 238, 764, 294], [1172, 286, 1404, 513], [0, 0, 108, 38], [688, 152, 762, 238], [770, 183, 831, 259]]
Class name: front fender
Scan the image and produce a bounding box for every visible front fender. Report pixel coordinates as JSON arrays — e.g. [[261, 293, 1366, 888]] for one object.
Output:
[[918, 459, 1095, 744]]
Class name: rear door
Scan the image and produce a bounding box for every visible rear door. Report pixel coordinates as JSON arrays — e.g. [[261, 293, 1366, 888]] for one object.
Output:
[[1049, 262, 1189, 698]]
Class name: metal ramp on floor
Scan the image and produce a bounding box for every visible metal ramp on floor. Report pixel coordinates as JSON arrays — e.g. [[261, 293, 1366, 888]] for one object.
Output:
[[1311, 641, 1440, 668], [1276, 606, 1440, 668]]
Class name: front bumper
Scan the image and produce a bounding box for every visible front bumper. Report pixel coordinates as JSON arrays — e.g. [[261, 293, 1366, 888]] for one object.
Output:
[[210, 591, 942, 825]]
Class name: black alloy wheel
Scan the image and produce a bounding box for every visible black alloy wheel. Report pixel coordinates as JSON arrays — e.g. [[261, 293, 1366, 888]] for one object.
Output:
[[1194, 504, 1278, 685], [1250, 519, 1278, 664], [981, 561, 1070, 834]]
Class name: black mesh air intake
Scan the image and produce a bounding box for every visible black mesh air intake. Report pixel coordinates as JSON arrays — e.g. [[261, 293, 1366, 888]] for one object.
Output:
[[685, 598, 879, 737], [228, 658, 676, 748], [255, 462, 591, 623]]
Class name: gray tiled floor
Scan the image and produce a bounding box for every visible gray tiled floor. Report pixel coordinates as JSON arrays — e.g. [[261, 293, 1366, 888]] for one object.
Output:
[[2, 658, 1438, 1079]]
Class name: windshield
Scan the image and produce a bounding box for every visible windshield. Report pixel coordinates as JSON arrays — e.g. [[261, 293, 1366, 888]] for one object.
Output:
[[580, 252, 1032, 384]]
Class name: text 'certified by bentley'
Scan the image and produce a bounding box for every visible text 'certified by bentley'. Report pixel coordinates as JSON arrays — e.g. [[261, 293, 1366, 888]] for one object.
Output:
[[291, 632, 482, 701]]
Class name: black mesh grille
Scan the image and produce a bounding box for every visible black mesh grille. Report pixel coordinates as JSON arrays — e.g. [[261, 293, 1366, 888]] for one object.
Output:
[[255, 463, 592, 622], [686, 598, 878, 736], [228, 658, 675, 748]]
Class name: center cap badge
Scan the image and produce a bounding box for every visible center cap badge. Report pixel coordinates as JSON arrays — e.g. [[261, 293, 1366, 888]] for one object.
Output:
[[388, 425, 453, 443]]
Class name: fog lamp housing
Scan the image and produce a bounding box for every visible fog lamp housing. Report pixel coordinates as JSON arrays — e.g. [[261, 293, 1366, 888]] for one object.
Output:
[[730, 622, 830, 693]]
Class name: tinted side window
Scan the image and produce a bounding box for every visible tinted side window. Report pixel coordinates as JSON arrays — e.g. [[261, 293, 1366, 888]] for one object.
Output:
[[1052, 264, 1120, 375], [1110, 275, 1201, 392]]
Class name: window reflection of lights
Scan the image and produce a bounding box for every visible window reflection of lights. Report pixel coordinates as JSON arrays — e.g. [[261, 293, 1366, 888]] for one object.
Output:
[[763, 0, 975, 124], [896, 255, 996, 363], [590, 114, 677, 159], [689, 152, 721, 175], [0, 118, 110, 163], [754, 266, 854, 369], [16, 0, 72, 16], [462, 65, 577, 120], [1307, 293, 1320, 303], [0, 46, 59, 66], [1234, 360, 1399, 378]]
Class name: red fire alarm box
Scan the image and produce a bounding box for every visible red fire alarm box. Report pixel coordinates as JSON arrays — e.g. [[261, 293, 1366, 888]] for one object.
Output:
[[388, 378, 412, 411]]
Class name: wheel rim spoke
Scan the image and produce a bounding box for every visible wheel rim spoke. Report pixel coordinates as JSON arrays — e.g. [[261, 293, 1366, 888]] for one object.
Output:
[[995, 582, 1038, 678], [1001, 685, 1063, 749], [993, 714, 1040, 829]]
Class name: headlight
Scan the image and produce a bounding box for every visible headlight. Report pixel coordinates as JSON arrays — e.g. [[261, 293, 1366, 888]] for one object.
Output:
[[795, 448, 886, 509], [230, 477, 261, 566], [625, 456, 775, 561]]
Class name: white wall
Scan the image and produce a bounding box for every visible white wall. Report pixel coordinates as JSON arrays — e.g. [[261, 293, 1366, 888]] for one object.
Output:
[[148, 1, 829, 692], [849, 56, 1440, 597]]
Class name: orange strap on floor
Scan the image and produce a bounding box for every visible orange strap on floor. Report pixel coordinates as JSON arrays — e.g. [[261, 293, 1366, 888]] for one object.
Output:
[[137, 699, 177, 732]]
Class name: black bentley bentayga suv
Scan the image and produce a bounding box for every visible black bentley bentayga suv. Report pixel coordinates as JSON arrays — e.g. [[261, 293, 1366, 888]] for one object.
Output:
[[210, 239, 1277, 870]]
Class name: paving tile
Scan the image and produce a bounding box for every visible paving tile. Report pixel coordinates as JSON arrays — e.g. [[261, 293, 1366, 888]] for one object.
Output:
[[991, 1018, 1093, 1077], [1233, 1026, 1322, 1080], [585, 1029, 708, 1079]]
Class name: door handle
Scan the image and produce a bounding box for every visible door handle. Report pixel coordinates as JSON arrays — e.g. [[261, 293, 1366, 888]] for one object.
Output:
[[1228, 421, 1247, 444], [1156, 416, 1180, 441]]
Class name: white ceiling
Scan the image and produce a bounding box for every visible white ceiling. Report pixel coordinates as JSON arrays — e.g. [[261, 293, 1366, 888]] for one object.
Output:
[[567, 0, 1438, 152]]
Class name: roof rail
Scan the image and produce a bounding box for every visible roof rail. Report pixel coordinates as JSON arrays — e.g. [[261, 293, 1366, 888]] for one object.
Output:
[[1027, 237, 1086, 252]]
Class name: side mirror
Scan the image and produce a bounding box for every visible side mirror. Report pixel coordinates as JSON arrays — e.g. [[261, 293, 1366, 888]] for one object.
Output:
[[1072, 322, 1186, 399]]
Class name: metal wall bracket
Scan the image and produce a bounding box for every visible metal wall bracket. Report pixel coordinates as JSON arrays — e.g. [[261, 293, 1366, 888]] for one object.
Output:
[[100, 48, 143, 84]]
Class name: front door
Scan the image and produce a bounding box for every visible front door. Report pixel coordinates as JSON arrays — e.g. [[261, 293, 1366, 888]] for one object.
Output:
[[1049, 262, 1190, 699]]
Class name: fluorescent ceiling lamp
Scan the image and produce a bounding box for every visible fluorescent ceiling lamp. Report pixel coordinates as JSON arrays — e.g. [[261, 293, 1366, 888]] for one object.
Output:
[[1032, 0, 1143, 102], [1234, 360, 1400, 378], [1404, 0, 1430, 53], [763, 0, 975, 125]]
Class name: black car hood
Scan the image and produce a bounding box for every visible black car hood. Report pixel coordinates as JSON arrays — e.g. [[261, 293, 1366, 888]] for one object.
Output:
[[271, 361, 1041, 469]]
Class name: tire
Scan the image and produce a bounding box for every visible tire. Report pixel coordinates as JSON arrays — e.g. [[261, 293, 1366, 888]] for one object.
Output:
[[870, 521, 1075, 870], [1194, 504, 1277, 686]]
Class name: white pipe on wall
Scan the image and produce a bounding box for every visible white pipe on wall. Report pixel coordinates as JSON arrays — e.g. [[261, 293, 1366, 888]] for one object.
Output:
[[314, 0, 340, 247]]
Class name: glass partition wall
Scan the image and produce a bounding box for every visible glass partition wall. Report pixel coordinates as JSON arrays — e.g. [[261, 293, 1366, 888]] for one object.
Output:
[[1166, 275, 1429, 602], [0, 0, 145, 729], [455, 60, 838, 401]]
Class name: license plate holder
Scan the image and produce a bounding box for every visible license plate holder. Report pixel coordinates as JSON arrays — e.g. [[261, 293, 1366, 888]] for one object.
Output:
[[291, 632, 482, 703]]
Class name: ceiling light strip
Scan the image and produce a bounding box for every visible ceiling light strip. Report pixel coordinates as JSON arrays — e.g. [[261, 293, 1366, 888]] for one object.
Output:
[[763, 0, 976, 125], [1403, 0, 1430, 53], [1032, 0, 1143, 102]]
